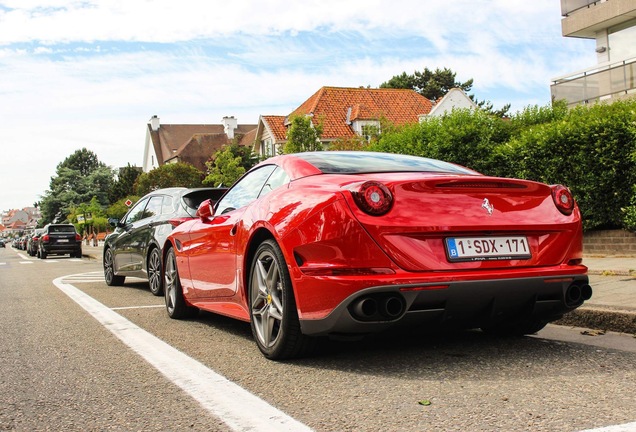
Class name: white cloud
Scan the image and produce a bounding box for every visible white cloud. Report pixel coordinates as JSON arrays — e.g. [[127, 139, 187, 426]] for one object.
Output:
[[0, 0, 597, 210]]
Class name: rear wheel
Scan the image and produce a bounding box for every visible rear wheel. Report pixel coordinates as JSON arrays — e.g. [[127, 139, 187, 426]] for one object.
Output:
[[103, 247, 125, 286], [164, 247, 198, 319], [249, 239, 315, 360], [148, 248, 163, 296], [39, 249, 47, 259]]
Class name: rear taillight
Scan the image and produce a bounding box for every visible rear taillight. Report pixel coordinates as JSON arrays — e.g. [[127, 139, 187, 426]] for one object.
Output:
[[168, 218, 192, 228], [42, 234, 50, 242], [352, 181, 393, 216], [551, 185, 574, 215], [75, 233, 82, 241]]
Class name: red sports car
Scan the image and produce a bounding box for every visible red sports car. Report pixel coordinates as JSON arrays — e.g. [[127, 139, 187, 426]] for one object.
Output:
[[163, 151, 592, 360]]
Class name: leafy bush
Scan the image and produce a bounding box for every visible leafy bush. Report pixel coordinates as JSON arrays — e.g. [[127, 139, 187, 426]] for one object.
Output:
[[370, 98, 636, 231]]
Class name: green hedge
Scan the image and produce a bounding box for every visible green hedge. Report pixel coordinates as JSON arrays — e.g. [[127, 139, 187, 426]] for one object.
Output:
[[369, 98, 636, 231]]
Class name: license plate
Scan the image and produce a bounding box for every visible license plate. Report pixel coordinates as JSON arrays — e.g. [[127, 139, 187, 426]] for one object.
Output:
[[57, 239, 69, 243], [445, 236, 531, 262]]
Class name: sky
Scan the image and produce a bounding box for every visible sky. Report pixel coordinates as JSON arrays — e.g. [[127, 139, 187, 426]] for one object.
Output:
[[0, 0, 594, 212]]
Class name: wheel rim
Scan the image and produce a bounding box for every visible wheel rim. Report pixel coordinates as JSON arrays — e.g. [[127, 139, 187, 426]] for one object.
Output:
[[164, 251, 177, 314], [148, 249, 161, 293], [104, 249, 114, 284], [251, 250, 284, 348]]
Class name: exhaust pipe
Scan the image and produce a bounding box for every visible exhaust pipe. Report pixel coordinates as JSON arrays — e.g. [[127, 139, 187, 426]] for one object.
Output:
[[380, 296, 406, 319], [565, 283, 592, 307], [352, 297, 378, 319]]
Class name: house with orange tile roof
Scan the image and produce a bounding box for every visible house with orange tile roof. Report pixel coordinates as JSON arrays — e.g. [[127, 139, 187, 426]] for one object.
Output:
[[254, 86, 435, 157], [142, 115, 257, 172]]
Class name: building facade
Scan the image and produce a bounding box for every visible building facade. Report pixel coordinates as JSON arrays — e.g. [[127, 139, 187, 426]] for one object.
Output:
[[551, 0, 636, 106]]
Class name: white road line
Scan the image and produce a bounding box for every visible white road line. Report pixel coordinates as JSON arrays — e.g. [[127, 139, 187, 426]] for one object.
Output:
[[19, 261, 34, 265], [0, 262, 6, 266], [53, 275, 313, 432]]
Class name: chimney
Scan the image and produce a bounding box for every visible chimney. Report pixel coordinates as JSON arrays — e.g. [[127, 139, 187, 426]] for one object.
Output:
[[222, 116, 238, 139], [149, 115, 160, 131]]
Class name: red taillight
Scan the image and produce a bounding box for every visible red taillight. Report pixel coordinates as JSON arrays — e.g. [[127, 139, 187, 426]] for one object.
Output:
[[551, 185, 574, 215], [42, 234, 50, 242], [75, 233, 82, 241], [168, 218, 192, 228], [352, 181, 393, 216]]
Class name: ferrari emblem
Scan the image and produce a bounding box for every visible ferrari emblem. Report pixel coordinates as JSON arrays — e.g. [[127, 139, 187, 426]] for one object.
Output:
[[481, 198, 494, 216]]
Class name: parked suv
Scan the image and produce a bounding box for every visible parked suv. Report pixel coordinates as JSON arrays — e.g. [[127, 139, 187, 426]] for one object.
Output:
[[38, 224, 82, 259]]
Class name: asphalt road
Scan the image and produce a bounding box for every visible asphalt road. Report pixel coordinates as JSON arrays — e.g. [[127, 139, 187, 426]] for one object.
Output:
[[1, 246, 635, 432]]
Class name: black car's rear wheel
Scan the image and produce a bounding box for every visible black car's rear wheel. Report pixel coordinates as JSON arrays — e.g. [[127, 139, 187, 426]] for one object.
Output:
[[164, 247, 198, 319], [248, 239, 315, 360], [104, 247, 125, 286], [148, 248, 163, 296]]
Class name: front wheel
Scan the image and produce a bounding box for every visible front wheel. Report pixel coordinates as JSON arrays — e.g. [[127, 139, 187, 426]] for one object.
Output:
[[148, 248, 163, 296], [103, 247, 125, 286], [164, 247, 198, 319], [249, 239, 315, 360]]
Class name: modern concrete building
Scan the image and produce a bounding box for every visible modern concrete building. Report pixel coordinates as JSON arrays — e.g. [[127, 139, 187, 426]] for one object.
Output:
[[551, 0, 636, 106]]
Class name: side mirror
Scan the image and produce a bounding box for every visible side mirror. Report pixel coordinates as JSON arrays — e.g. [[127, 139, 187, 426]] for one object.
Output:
[[196, 199, 213, 219], [108, 218, 121, 228]]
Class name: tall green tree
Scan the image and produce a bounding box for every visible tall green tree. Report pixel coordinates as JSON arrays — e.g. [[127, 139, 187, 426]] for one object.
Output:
[[203, 144, 257, 187], [283, 115, 324, 154], [109, 164, 142, 203], [39, 148, 114, 223], [134, 162, 204, 196]]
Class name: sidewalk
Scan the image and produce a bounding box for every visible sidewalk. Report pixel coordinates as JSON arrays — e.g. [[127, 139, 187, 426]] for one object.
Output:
[[82, 243, 636, 334]]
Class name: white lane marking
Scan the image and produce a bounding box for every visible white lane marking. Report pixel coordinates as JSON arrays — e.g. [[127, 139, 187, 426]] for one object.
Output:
[[19, 261, 34, 265], [43, 260, 59, 264], [580, 422, 636, 431], [53, 275, 313, 432], [0, 262, 6, 266]]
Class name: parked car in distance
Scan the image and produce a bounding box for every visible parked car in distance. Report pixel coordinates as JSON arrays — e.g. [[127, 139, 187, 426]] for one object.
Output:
[[162, 151, 592, 360], [103, 187, 227, 296], [0, 239, 5, 248], [27, 229, 44, 256], [38, 224, 82, 259]]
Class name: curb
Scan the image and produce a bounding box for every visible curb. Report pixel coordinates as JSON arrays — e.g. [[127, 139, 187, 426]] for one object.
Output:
[[554, 307, 636, 335]]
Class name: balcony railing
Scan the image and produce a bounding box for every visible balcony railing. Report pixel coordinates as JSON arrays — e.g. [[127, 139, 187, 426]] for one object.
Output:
[[561, 0, 601, 16], [551, 57, 636, 106]]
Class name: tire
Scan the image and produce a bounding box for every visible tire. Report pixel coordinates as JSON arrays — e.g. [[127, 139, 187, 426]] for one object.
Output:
[[481, 319, 548, 337], [148, 248, 163, 296], [164, 247, 198, 319], [40, 249, 47, 259], [103, 247, 125, 286], [248, 239, 315, 360]]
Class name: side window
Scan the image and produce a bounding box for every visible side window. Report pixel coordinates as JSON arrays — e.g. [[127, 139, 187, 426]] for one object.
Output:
[[258, 167, 290, 198], [215, 165, 277, 214], [124, 198, 149, 224], [143, 196, 163, 219], [161, 196, 174, 215]]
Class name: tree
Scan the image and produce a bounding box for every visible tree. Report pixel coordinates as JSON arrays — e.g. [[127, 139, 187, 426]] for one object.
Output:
[[134, 162, 204, 196], [109, 164, 142, 203], [283, 115, 324, 154], [39, 148, 114, 223], [380, 67, 510, 117], [381, 67, 473, 102], [203, 144, 257, 187]]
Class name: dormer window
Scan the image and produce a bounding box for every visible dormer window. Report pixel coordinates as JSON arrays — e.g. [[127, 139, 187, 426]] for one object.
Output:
[[351, 120, 381, 142]]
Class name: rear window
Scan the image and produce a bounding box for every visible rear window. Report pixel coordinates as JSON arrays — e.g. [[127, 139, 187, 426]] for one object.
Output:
[[295, 151, 478, 175], [49, 225, 76, 233]]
